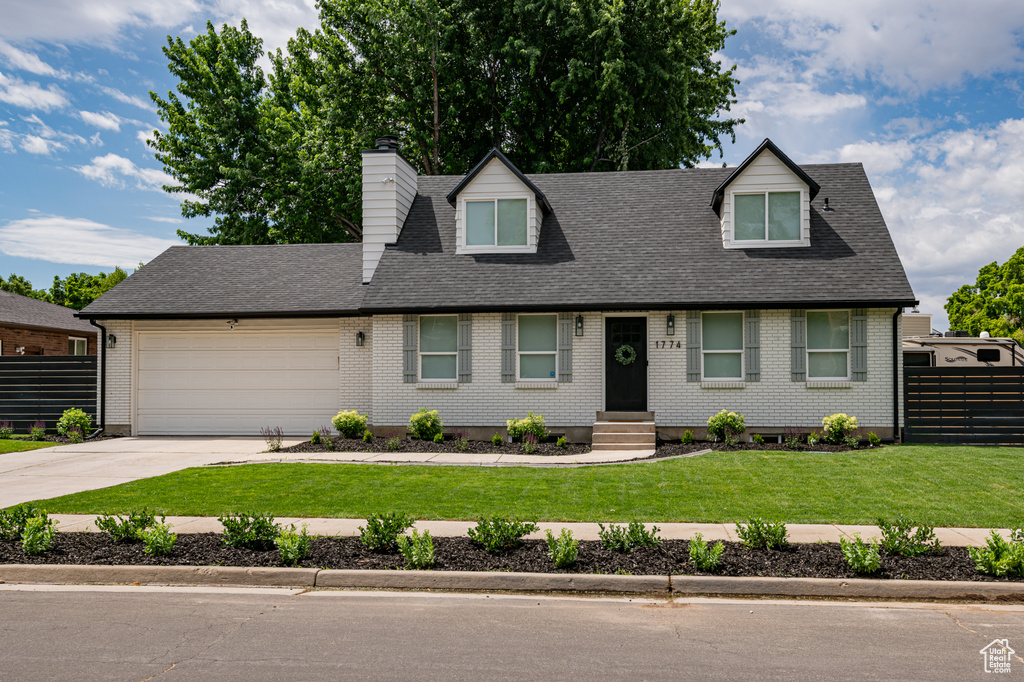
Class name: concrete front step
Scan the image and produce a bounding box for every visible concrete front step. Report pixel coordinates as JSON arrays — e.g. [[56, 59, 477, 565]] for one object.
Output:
[[591, 442, 656, 451], [596, 411, 655, 422], [593, 421, 656, 434], [592, 432, 657, 444]]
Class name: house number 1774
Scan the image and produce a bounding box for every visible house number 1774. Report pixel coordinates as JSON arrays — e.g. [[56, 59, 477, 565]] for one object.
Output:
[[654, 340, 682, 349]]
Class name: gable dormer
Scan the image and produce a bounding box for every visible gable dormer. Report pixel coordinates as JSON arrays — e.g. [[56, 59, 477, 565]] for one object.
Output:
[[446, 149, 551, 254], [711, 139, 820, 249]]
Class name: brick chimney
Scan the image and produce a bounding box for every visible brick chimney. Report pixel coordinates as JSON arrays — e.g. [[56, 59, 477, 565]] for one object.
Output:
[[361, 136, 418, 283]]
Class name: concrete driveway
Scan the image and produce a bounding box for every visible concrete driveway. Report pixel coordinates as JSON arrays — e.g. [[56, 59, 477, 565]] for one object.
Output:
[[0, 437, 305, 508]]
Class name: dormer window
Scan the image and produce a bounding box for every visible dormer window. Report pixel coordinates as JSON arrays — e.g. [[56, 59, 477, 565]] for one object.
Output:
[[466, 199, 528, 247], [734, 191, 802, 242]]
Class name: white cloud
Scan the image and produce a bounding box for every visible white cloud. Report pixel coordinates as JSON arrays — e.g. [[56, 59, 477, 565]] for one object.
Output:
[[0, 0, 200, 45], [0, 71, 67, 111], [144, 216, 183, 223], [73, 153, 173, 191], [837, 140, 915, 175], [79, 110, 122, 131], [19, 135, 64, 154], [209, 0, 319, 54], [0, 125, 15, 152], [136, 128, 157, 146], [0, 39, 61, 77], [0, 216, 178, 268], [99, 86, 155, 113]]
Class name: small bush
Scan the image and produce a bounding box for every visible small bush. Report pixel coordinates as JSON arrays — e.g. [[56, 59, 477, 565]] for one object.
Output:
[[522, 433, 538, 454], [56, 408, 92, 437], [681, 429, 694, 445], [706, 410, 745, 445], [556, 436, 567, 448], [397, 529, 435, 569], [453, 430, 470, 452], [360, 512, 415, 553], [735, 518, 788, 550], [840, 534, 881, 574], [598, 521, 661, 553], [142, 522, 177, 557], [68, 426, 84, 444], [545, 528, 579, 568], [95, 509, 159, 543], [21, 514, 57, 555], [782, 427, 804, 449], [867, 432, 881, 447], [386, 436, 401, 451], [969, 532, 1024, 577], [822, 413, 858, 444], [1012, 527, 1024, 544], [30, 421, 46, 441], [333, 410, 369, 439], [506, 411, 549, 440], [843, 434, 859, 449], [363, 429, 373, 443], [0, 420, 13, 439], [310, 429, 321, 445], [491, 433, 504, 447], [751, 434, 765, 445], [468, 517, 539, 553], [219, 512, 281, 550], [806, 431, 820, 447], [0, 503, 38, 540], [689, 533, 725, 571], [432, 432, 444, 444], [319, 426, 335, 451], [877, 516, 941, 556], [409, 407, 443, 440], [276, 524, 312, 566], [260, 426, 283, 452]]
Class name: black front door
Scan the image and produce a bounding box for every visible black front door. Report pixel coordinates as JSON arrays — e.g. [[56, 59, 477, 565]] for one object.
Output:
[[606, 317, 647, 411]]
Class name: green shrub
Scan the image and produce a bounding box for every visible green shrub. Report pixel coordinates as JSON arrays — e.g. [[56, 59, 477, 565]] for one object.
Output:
[[259, 426, 282, 452], [453, 430, 470, 452], [276, 524, 312, 566], [735, 518, 788, 550], [95, 509, 159, 543], [397, 529, 435, 569], [706, 410, 745, 445], [522, 433, 538, 454], [506, 411, 549, 440], [840, 534, 881, 574], [806, 431, 820, 447], [142, 522, 177, 557], [386, 436, 401, 451], [360, 512, 415, 553], [689, 533, 725, 571], [598, 521, 661, 553], [822, 413, 858, 444], [681, 429, 694, 445], [545, 528, 579, 568], [21, 514, 57, 555], [1012, 527, 1024, 544], [877, 517, 941, 556], [363, 429, 373, 443], [0, 420, 13, 439], [491, 433, 504, 447], [867, 432, 881, 447], [310, 429, 321, 445], [320, 426, 335, 451], [843, 434, 859, 449], [30, 421, 46, 441], [0, 503, 38, 540], [409, 407, 443, 440], [219, 512, 281, 550], [333, 410, 369, 439], [68, 426, 85, 444], [432, 432, 444, 444], [783, 428, 803, 449], [56, 408, 92, 437], [751, 434, 765, 445], [556, 436, 567, 448], [468, 518, 539, 553], [969, 532, 1024, 577]]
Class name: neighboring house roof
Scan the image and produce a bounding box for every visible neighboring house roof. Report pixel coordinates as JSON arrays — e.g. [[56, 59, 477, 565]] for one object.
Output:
[[446, 148, 553, 213], [79, 244, 366, 319], [362, 163, 916, 313], [711, 138, 821, 216], [0, 289, 96, 334]]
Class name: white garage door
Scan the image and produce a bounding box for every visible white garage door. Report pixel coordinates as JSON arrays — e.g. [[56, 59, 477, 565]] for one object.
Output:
[[136, 330, 339, 436]]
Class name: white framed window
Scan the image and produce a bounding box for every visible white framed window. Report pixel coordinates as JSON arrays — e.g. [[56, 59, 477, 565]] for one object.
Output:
[[465, 198, 528, 248], [68, 337, 87, 356], [418, 315, 458, 381], [702, 312, 743, 380], [733, 191, 801, 242], [807, 310, 850, 380], [517, 314, 557, 380]]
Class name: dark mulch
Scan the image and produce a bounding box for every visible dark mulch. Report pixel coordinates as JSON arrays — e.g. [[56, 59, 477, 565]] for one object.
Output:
[[653, 441, 883, 457], [0, 534, 1008, 582], [280, 436, 590, 456]]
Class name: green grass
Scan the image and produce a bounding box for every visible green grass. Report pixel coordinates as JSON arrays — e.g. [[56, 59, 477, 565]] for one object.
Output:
[[25, 444, 1024, 527], [0, 439, 58, 454]]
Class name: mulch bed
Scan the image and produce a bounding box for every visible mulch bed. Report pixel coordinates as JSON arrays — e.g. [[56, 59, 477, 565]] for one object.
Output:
[[653, 441, 866, 457], [280, 436, 591, 456], [0, 534, 1007, 582]]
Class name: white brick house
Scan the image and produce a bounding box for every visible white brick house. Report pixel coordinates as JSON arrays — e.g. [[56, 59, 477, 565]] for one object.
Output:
[[80, 138, 917, 441]]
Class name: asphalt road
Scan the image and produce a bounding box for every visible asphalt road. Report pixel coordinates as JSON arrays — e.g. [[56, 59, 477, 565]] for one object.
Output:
[[2, 585, 1023, 681]]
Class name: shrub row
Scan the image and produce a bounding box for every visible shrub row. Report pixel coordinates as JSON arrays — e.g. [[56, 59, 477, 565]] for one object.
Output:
[[702, 410, 880, 448], [0, 408, 92, 442]]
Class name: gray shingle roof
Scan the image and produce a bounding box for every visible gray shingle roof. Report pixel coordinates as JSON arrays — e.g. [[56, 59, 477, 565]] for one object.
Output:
[[0, 289, 96, 333], [362, 163, 916, 312], [79, 244, 365, 318]]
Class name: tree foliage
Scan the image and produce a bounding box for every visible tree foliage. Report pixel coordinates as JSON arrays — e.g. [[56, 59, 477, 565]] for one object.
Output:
[[150, 0, 742, 246], [945, 246, 1024, 343], [1, 269, 128, 310], [0, 274, 49, 301]]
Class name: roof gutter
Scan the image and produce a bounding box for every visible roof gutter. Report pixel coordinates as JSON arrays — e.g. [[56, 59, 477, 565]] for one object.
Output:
[[87, 319, 106, 439], [893, 307, 901, 443]]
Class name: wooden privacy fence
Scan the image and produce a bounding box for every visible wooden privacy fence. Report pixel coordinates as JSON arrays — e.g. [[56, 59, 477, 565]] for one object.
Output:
[[0, 356, 97, 433], [904, 367, 1024, 444]]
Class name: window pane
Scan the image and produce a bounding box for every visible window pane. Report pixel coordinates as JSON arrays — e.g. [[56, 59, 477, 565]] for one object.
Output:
[[521, 354, 556, 379], [496, 199, 527, 246], [807, 311, 850, 350], [704, 353, 742, 379], [68, 339, 75, 354], [77, 340, 86, 355], [734, 194, 765, 240], [768, 192, 800, 240], [518, 315, 557, 351], [421, 354, 457, 379], [808, 352, 848, 378], [702, 312, 743, 351], [466, 201, 495, 245], [419, 315, 457, 352]]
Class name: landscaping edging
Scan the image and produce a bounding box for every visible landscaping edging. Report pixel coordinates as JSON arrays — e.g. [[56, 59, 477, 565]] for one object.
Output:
[[4, 564, 1024, 601]]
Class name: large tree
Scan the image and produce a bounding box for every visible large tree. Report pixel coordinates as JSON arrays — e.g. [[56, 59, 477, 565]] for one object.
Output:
[[945, 246, 1024, 343], [151, 0, 742, 246]]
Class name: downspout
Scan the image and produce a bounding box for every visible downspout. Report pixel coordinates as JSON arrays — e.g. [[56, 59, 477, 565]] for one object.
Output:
[[892, 308, 902, 443], [87, 319, 105, 439]]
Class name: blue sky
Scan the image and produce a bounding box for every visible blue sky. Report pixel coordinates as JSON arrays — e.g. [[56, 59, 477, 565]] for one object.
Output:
[[1, 1, 1022, 330]]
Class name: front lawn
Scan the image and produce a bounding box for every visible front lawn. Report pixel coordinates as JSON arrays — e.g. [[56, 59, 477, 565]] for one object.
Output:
[[0, 440, 58, 454], [26, 445, 1024, 527]]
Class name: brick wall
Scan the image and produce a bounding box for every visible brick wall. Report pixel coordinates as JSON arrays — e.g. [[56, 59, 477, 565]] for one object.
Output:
[[339, 316, 373, 420], [0, 326, 97, 356], [98, 320, 133, 434]]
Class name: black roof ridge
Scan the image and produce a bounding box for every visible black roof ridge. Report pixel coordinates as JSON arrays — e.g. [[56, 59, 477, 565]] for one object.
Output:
[[711, 138, 821, 216], [445, 148, 553, 213]]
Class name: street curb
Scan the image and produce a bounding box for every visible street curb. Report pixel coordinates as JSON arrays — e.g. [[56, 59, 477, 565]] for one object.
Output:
[[2, 564, 1024, 601]]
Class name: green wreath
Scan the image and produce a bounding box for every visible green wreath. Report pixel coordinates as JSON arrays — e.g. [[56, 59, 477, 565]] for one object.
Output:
[[615, 343, 637, 366]]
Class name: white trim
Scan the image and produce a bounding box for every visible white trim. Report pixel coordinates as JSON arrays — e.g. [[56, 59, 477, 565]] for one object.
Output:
[[416, 382, 458, 390], [805, 309, 851, 381], [515, 381, 558, 390], [68, 336, 88, 356], [724, 187, 810, 249], [417, 314, 458, 382], [601, 312, 650, 412], [458, 196, 534, 254], [516, 313, 558, 381], [701, 381, 746, 389], [701, 311, 745, 381]]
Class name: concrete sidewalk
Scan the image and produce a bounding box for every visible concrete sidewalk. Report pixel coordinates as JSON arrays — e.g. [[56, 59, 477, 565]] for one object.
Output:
[[50, 514, 1005, 546]]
